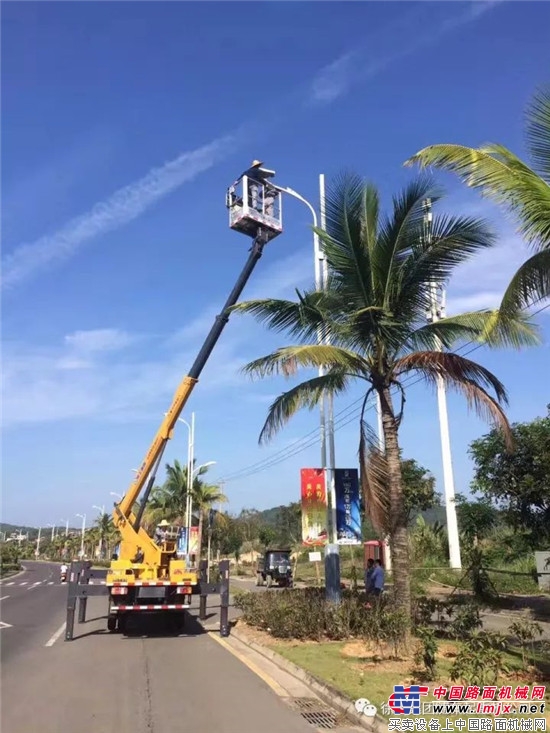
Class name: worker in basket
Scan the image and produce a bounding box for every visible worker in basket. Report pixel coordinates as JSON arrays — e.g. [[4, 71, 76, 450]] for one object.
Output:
[[155, 519, 170, 544]]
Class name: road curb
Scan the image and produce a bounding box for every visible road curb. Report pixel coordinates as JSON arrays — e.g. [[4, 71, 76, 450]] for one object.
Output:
[[229, 624, 388, 732], [0, 566, 27, 582]]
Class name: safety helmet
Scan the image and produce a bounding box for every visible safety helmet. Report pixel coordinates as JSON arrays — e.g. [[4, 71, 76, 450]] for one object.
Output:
[[251, 159, 263, 167], [159, 519, 170, 527]]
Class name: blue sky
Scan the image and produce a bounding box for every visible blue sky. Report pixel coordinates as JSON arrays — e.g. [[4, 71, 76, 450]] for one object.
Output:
[[2, 1, 550, 528]]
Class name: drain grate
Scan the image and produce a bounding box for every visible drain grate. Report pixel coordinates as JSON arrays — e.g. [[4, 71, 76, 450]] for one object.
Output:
[[287, 697, 343, 730]]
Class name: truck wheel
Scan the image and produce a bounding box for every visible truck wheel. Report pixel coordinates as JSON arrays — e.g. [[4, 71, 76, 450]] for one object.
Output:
[[107, 616, 117, 632], [118, 615, 127, 634], [173, 613, 186, 632]]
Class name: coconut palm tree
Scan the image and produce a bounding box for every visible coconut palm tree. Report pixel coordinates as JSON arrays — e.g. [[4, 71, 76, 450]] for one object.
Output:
[[146, 459, 220, 531], [231, 174, 538, 621], [94, 512, 114, 560], [406, 86, 550, 314]]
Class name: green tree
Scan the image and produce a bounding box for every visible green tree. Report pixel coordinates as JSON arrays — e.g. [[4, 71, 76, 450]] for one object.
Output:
[[220, 517, 244, 562], [406, 86, 550, 314], [193, 483, 228, 559], [468, 407, 550, 547], [232, 174, 533, 620], [401, 458, 439, 524], [455, 494, 499, 547], [258, 525, 277, 548], [275, 502, 301, 547]]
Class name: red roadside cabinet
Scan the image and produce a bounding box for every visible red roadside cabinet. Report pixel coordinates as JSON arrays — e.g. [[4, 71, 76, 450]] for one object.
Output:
[[364, 540, 385, 567]]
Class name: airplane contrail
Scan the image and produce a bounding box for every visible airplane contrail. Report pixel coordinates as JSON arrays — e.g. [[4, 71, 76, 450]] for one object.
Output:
[[1, 132, 238, 289], [1, 1, 501, 291]]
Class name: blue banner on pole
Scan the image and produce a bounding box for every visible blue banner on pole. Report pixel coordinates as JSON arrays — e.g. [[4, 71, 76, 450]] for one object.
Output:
[[177, 528, 187, 557], [335, 468, 362, 545]]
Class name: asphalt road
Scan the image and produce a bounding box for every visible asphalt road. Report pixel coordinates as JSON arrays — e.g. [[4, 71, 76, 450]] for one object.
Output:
[[0, 560, 68, 663], [0, 565, 320, 733]]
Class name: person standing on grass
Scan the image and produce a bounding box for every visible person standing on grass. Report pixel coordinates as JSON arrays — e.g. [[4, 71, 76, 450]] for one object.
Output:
[[371, 558, 385, 597], [365, 558, 374, 594]]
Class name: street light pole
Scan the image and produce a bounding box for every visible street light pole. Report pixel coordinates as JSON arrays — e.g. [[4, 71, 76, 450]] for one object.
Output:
[[36, 527, 42, 557], [269, 183, 327, 470], [186, 412, 195, 565], [271, 176, 340, 602], [76, 513, 86, 558], [60, 518, 69, 537], [422, 198, 461, 570]]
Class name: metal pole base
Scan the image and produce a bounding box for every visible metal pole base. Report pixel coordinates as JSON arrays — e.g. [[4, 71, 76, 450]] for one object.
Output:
[[325, 544, 341, 604]]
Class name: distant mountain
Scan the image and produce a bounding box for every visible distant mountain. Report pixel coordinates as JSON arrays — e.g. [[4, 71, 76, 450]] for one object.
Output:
[[257, 506, 288, 527], [257, 503, 448, 531]]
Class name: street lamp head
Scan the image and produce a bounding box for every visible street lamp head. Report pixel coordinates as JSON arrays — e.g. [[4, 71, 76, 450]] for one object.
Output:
[[193, 460, 216, 476]]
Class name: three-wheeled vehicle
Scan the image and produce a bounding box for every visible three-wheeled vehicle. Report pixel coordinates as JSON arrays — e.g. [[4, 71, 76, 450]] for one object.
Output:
[[256, 549, 293, 588]]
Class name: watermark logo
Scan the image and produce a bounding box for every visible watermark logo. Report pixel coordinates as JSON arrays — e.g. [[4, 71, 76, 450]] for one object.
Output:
[[355, 698, 378, 717], [388, 685, 430, 715]]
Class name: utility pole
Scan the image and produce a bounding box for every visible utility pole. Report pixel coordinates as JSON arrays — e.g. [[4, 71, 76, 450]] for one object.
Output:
[[36, 527, 42, 557], [319, 174, 340, 603], [422, 198, 462, 570], [186, 412, 195, 566], [76, 513, 86, 558]]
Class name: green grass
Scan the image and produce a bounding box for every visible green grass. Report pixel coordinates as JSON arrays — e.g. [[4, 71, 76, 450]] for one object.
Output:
[[271, 640, 395, 709], [266, 637, 550, 721]]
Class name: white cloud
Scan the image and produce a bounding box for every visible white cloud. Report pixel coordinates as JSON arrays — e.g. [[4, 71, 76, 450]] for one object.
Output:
[[1, 329, 253, 428], [446, 230, 530, 315], [64, 328, 134, 353]]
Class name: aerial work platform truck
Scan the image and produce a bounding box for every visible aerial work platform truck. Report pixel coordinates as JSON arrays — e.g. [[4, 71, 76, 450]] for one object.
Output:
[[106, 161, 283, 633]]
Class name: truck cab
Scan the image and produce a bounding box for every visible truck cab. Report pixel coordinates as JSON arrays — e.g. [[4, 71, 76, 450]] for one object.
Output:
[[256, 549, 293, 588]]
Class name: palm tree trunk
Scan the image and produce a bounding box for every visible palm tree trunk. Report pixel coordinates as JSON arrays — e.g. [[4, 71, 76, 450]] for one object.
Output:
[[379, 386, 411, 624]]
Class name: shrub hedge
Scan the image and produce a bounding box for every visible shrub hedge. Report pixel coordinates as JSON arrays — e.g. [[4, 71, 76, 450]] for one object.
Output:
[[233, 587, 409, 644]]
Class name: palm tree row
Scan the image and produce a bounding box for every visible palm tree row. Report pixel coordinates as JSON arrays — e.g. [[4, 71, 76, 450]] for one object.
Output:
[[230, 85, 549, 623]]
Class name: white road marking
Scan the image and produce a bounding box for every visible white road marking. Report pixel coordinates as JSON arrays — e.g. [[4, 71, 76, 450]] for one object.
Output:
[[0, 595, 10, 601], [0, 621, 13, 629], [20, 582, 28, 586], [6, 582, 15, 586], [45, 622, 66, 647], [48, 582, 54, 585]]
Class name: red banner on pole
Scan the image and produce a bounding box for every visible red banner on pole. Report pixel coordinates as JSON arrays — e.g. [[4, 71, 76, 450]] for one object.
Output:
[[300, 468, 328, 546]]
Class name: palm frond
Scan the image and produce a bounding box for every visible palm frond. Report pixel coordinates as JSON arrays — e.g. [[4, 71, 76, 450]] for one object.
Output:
[[359, 418, 391, 535], [229, 293, 329, 343], [392, 214, 496, 325], [498, 249, 550, 314], [376, 177, 440, 307], [316, 172, 374, 307], [258, 371, 350, 444], [525, 85, 550, 184], [405, 143, 550, 250], [241, 344, 370, 380], [408, 310, 540, 352], [392, 351, 513, 450]]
